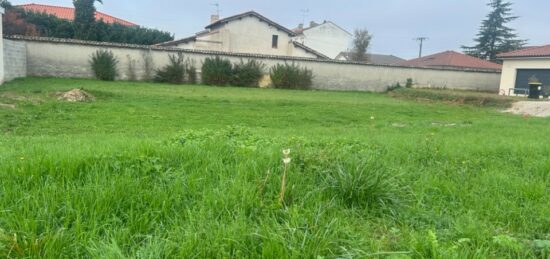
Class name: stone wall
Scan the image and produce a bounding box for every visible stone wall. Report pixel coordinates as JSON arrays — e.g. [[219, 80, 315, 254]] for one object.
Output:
[[3, 39, 27, 81], [3, 36, 502, 92], [0, 8, 4, 84]]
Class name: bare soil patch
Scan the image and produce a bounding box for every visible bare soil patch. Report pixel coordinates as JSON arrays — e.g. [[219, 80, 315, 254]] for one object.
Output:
[[57, 89, 96, 102], [505, 101, 550, 117]]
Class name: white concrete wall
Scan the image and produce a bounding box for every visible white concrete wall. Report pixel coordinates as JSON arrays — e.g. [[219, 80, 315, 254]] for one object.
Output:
[[294, 22, 352, 59], [499, 58, 550, 94], [8, 37, 501, 92], [3, 40, 27, 81], [0, 8, 4, 85]]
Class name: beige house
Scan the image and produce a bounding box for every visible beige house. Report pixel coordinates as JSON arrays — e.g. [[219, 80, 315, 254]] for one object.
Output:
[[157, 11, 328, 59], [498, 45, 550, 95]]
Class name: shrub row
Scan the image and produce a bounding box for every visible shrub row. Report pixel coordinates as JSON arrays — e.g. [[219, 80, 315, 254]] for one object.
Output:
[[201, 57, 264, 87], [90, 51, 313, 89]]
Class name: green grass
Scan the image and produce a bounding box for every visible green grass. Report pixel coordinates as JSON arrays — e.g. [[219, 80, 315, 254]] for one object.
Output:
[[1, 78, 549, 258]]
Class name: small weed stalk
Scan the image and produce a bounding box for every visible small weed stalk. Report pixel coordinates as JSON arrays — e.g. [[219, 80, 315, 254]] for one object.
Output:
[[279, 149, 291, 205]]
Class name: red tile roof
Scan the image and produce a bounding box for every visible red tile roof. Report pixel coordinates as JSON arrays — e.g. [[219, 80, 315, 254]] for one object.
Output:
[[397, 51, 502, 71], [17, 3, 136, 26], [497, 45, 550, 58]]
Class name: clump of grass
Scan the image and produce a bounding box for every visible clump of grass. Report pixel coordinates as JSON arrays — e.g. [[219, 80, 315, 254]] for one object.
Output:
[[322, 158, 405, 215]]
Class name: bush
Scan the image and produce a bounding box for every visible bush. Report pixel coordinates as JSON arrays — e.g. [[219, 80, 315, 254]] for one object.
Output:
[[406, 78, 414, 88], [231, 60, 265, 87], [202, 57, 233, 86], [90, 49, 118, 81], [270, 63, 313, 90], [154, 53, 186, 84], [186, 62, 198, 85]]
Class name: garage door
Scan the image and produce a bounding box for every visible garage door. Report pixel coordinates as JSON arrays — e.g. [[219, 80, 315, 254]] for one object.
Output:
[[515, 69, 550, 90]]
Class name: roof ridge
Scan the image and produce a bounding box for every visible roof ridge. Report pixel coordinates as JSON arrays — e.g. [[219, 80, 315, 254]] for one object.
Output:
[[498, 44, 550, 57]]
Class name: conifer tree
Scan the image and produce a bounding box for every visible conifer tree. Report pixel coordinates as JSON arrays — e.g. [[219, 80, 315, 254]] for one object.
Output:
[[73, 0, 102, 40], [462, 0, 526, 62]]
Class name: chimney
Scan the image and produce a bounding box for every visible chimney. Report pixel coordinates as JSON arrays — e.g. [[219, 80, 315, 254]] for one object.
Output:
[[298, 23, 303, 30], [211, 14, 220, 24]]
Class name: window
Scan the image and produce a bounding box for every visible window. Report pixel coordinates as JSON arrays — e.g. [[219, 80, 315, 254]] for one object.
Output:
[[272, 35, 279, 49]]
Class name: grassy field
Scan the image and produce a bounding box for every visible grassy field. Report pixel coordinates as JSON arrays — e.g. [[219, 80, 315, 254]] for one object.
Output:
[[0, 78, 549, 258]]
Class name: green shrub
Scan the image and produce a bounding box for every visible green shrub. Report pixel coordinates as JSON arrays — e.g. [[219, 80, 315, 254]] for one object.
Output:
[[406, 78, 414, 88], [154, 53, 186, 84], [201, 56, 233, 86], [90, 49, 118, 81], [231, 60, 265, 87], [270, 63, 313, 90], [186, 62, 198, 85], [387, 82, 402, 92]]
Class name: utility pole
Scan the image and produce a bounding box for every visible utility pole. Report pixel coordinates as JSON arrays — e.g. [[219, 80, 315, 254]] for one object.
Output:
[[300, 9, 309, 25], [414, 37, 429, 58]]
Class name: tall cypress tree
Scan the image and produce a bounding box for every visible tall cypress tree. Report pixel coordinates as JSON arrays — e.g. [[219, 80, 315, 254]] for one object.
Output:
[[73, 0, 102, 40], [462, 0, 526, 62]]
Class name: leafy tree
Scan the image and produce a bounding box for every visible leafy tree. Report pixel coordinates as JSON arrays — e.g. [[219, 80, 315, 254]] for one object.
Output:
[[1, 0, 173, 44], [73, 0, 102, 40], [1, 0, 12, 9], [351, 28, 373, 62], [462, 0, 526, 62]]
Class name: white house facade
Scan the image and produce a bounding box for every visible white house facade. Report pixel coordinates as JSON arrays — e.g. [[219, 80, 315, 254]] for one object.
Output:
[[158, 11, 328, 59], [293, 21, 352, 59], [498, 45, 550, 95]]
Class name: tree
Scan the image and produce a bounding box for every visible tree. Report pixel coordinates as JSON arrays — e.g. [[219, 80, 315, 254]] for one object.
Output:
[[351, 28, 373, 62], [462, 0, 526, 62], [73, 0, 102, 40]]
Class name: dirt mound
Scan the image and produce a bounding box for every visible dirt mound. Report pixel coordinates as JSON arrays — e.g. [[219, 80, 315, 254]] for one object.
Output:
[[505, 101, 550, 117], [58, 89, 95, 102]]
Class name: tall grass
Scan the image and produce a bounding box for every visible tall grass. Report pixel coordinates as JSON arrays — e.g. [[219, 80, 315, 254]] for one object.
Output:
[[0, 78, 549, 257]]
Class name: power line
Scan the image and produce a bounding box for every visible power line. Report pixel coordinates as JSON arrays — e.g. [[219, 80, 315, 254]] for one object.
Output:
[[414, 37, 429, 58]]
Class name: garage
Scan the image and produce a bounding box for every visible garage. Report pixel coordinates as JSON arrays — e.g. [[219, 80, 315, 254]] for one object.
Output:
[[515, 69, 550, 90], [498, 45, 550, 95]]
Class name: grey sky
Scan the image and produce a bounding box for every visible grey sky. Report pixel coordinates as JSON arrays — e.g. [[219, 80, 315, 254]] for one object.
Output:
[[9, 0, 550, 59]]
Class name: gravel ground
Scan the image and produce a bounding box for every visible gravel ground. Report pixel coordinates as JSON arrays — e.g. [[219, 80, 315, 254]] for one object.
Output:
[[505, 101, 550, 117]]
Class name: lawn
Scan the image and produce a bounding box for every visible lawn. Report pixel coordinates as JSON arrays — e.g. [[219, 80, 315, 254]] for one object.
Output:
[[0, 78, 549, 258]]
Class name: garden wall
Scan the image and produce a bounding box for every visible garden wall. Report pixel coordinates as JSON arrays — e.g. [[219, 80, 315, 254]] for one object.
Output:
[[3, 39, 27, 81], [2, 36, 502, 92]]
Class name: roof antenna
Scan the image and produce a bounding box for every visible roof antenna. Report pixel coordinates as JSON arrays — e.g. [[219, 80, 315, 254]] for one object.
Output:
[[300, 8, 309, 25], [211, 3, 221, 16]]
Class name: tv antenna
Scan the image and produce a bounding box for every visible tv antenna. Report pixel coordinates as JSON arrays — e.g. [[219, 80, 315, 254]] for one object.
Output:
[[414, 37, 429, 58], [212, 3, 221, 16], [300, 9, 309, 25]]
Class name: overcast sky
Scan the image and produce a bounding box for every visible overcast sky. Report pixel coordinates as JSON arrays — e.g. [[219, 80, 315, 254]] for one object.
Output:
[[9, 0, 550, 59]]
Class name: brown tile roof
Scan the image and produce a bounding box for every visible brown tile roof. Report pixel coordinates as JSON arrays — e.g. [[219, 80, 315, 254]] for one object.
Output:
[[397, 51, 502, 71], [498, 45, 550, 58], [206, 11, 297, 36], [17, 3, 136, 26]]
